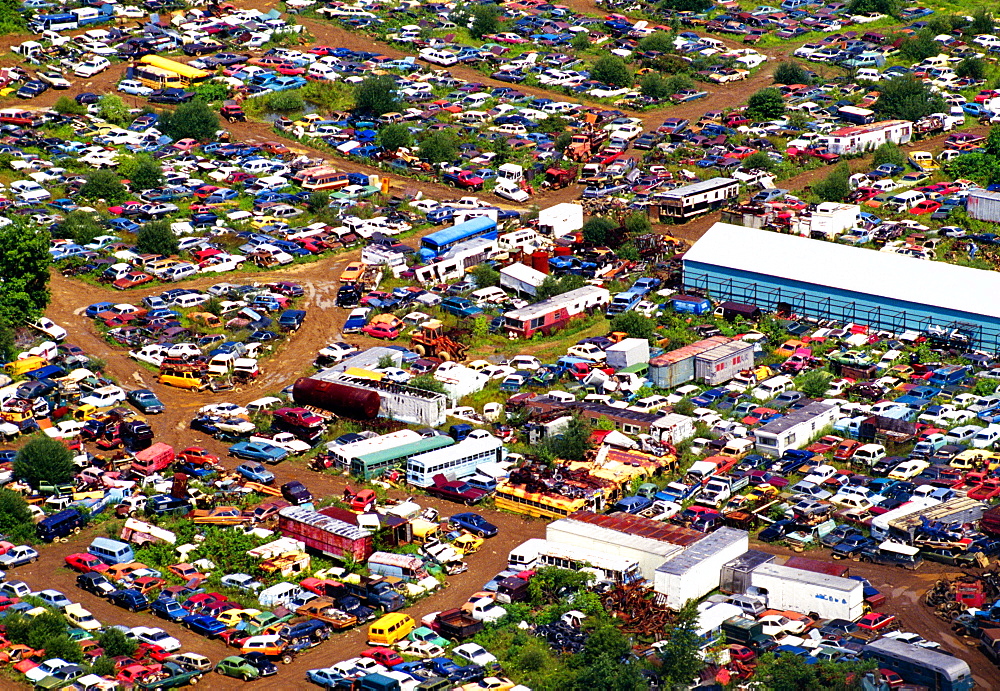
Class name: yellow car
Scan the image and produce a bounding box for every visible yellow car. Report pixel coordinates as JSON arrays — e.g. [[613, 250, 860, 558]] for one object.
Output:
[[216, 608, 262, 628], [453, 534, 484, 556], [459, 678, 517, 691], [340, 261, 365, 282]]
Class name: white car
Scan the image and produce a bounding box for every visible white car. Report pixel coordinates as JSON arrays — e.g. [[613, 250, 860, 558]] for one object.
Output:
[[80, 385, 126, 408], [452, 643, 498, 667], [130, 344, 168, 366], [74, 56, 111, 78], [117, 79, 153, 96], [25, 659, 73, 683], [250, 432, 311, 455], [506, 355, 541, 371], [129, 626, 181, 652], [566, 344, 606, 362], [37, 71, 71, 89], [166, 343, 201, 360], [317, 342, 357, 363], [199, 402, 249, 418], [31, 317, 66, 341]]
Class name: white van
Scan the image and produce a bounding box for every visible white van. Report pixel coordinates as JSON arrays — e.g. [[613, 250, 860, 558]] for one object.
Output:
[[852, 443, 886, 466], [752, 375, 793, 401], [886, 190, 926, 211], [207, 353, 235, 376]]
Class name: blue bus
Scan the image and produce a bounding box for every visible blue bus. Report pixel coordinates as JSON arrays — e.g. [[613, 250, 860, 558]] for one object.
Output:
[[418, 216, 497, 262]]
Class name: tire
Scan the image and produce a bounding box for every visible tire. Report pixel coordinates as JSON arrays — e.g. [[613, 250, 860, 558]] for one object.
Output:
[[413, 344, 426, 356], [477, 530, 486, 538], [191, 675, 201, 685], [281, 655, 292, 665], [244, 674, 253, 681], [440, 351, 452, 361]]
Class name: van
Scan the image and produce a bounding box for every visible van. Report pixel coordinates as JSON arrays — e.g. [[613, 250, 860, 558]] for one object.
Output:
[[36, 508, 86, 542], [88, 537, 135, 565], [207, 352, 235, 376], [159, 370, 208, 391], [752, 375, 793, 401], [164, 265, 199, 283], [5, 356, 47, 376], [368, 613, 416, 646], [367, 552, 428, 582], [852, 443, 886, 466], [859, 541, 923, 570]]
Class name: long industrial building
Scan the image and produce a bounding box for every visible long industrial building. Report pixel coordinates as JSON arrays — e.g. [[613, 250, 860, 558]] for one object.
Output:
[[684, 223, 1000, 352]]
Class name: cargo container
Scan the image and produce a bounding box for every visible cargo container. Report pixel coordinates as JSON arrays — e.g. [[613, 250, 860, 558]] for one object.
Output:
[[714, 301, 762, 321], [277, 506, 373, 561], [966, 189, 1000, 224], [653, 527, 749, 610], [671, 295, 712, 315], [695, 341, 755, 386], [748, 562, 864, 620], [605, 338, 650, 370], [648, 336, 731, 389]]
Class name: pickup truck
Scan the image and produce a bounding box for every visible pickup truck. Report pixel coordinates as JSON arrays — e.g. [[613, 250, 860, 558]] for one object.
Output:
[[442, 171, 484, 191], [427, 608, 484, 640], [295, 598, 358, 629], [425, 474, 487, 505]]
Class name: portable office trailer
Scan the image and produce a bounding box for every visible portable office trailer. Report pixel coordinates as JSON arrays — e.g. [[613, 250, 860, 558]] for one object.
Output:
[[870, 497, 940, 541], [499, 263, 547, 297], [749, 562, 864, 620], [650, 413, 697, 445], [503, 286, 610, 339], [537, 202, 583, 237], [654, 527, 749, 610], [753, 402, 838, 456], [720, 550, 776, 594], [657, 178, 739, 222], [648, 336, 731, 388], [695, 341, 755, 386]]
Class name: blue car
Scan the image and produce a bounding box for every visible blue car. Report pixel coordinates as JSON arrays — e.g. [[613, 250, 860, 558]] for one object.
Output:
[[235, 462, 275, 484], [427, 657, 463, 678], [85, 302, 115, 319], [307, 668, 347, 688], [182, 613, 227, 637], [229, 441, 289, 464], [151, 597, 188, 622], [449, 512, 498, 538]]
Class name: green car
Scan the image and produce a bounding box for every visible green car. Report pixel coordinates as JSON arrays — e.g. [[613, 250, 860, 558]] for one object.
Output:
[[408, 626, 450, 648], [216, 656, 260, 681]]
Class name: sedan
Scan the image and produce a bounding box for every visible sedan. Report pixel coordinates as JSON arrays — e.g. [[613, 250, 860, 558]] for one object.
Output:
[[220, 573, 263, 592], [235, 462, 275, 484], [449, 512, 498, 538], [228, 441, 289, 464], [36, 589, 71, 609], [126, 389, 165, 414], [130, 626, 181, 652]]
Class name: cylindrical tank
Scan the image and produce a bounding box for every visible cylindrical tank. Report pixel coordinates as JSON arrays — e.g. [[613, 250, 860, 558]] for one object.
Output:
[[292, 378, 380, 419], [530, 250, 549, 274], [554, 246, 572, 256]]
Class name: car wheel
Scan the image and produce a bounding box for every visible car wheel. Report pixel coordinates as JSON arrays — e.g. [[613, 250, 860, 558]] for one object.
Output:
[[244, 674, 253, 681], [477, 530, 486, 537], [282, 654, 292, 664]]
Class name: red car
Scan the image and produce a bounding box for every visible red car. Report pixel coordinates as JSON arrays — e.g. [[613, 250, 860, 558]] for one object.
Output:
[[806, 435, 844, 454], [879, 668, 904, 688], [975, 89, 1000, 103], [833, 440, 862, 461], [112, 272, 154, 290], [728, 644, 755, 662], [910, 200, 941, 215], [65, 553, 109, 573], [362, 322, 401, 340], [177, 446, 219, 466], [362, 647, 404, 666], [855, 612, 895, 631]]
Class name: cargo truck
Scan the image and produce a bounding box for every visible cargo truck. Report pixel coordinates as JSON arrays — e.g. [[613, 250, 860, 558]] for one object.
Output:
[[747, 562, 864, 620]]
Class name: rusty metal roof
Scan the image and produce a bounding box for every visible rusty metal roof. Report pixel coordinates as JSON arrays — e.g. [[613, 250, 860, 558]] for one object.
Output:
[[649, 336, 731, 367], [783, 555, 850, 578], [566, 510, 705, 546]]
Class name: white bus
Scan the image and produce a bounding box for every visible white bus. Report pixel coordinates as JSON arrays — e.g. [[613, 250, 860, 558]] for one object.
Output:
[[406, 435, 504, 488], [508, 539, 643, 585]]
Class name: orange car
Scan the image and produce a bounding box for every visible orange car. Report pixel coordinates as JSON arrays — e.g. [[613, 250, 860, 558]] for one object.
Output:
[[339, 261, 365, 282], [166, 563, 207, 581]]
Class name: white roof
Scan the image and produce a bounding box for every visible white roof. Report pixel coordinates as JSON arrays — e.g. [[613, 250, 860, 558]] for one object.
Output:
[[685, 223, 1000, 320], [500, 262, 547, 287]]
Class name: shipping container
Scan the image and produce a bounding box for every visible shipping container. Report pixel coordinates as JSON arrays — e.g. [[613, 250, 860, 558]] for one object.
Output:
[[277, 506, 374, 562], [966, 189, 1000, 224], [749, 562, 864, 620], [695, 341, 755, 386], [649, 336, 731, 388], [653, 527, 749, 610]]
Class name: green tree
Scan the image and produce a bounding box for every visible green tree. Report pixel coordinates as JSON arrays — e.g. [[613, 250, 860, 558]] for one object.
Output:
[[97, 94, 129, 125], [535, 274, 586, 300], [0, 324, 14, 367], [975, 378, 999, 395], [744, 151, 776, 171], [624, 212, 651, 235], [590, 56, 632, 88], [354, 75, 401, 116], [55, 210, 102, 245], [747, 88, 786, 119], [193, 81, 230, 103], [472, 315, 489, 339], [0, 222, 51, 325], [536, 115, 567, 135], [24, 611, 68, 650], [14, 436, 74, 488], [969, 7, 994, 35], [554, 132, 573, 152], [582, 217, 616, 245], [491, 136, 511, 164], [53, 95, 85, 115], [640, 72, 672, 99], [99, 628, 137, 657], [378, 123, 411, 151], [136, 220, 179, 256], [797, 369, 833, 397], [666, 74, 694, 93], [91, 657, 115, 677], [658, 599, 704, 686], [872, 141, 906, 168], [267, 90, 305, 111], [813, 162, 851, 202], [897, 30, 939, 62], [409, 375, 446, 394], [957, 57, 987, 81], [41, 635, 82, 663], [673, 398, 696, 416], [874, 75, 946, 121], [617, 243, 639, 261], [946, 152, 1000, 184], [469, 4, 502, 39], [117, 153, 163, 191], [528, 566, 594, 606], [0, 0, 26, 33], [158, 100, 219, 142], [470, 264, 501, 288], [639, 31, 674, 52], [571, 32, 590, 51], [773, 61, 809, 85], [849, 0, 899, 18], [0, 490, 33, 543], [609, 311, 656, 342], [419, 131, 459, 164], [577, 654, 647, 691], [307, 191, 331, 213], [79, 169, 128, 203], [543, 415, 592, 462], [986, 125, 1000, 157]]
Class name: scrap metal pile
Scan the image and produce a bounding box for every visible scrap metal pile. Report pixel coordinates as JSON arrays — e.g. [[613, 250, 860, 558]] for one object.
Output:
[[505, 461, 616, 502], [926, 572, 1000, 637], [599, 581, 673, 638]]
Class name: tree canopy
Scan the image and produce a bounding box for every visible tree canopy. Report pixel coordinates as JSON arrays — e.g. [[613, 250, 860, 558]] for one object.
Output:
[[874, 75, 946, 121], [469, 4, 502, 39], [158, 100, 220, 141], [590, 56, 632, 88], [378, 123, 411, 151], [419, 131, 459, 164], [610, 311, 657, 342], [136, 220, 179, 256], [14, 436, 74, 488], [747, 88, 786, 119], [773, 61, 809, 85], [79, 169, 128, 203], [813, 162, 851, 202], [354, 75, 401, 116], [582, 217, 616, 245], [0, 223, 51, 326], [872, 141, 906, 168], [535, 274, 587, 301], [117, 153, 163, 191]]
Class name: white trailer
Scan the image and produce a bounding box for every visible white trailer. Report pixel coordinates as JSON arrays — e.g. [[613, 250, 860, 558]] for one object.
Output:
[[538, 202, 584, 237], [605, 338, 650, 370], [653, 528, 749, 610], [749, 562, 864, 620]]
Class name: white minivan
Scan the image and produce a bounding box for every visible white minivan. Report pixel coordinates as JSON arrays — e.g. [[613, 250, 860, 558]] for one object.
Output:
[[752, 375, 793, 401]]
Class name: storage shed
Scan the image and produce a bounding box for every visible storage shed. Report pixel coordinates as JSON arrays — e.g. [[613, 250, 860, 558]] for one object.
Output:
[[606, 338, 650, 370], [685, 223, 1000, 353], [649, 336, 730, 388], [500, 262, 547, 297], [694, 340, 755, 385], [967, 189, 1000, 223], [653, 527, 749, 610]]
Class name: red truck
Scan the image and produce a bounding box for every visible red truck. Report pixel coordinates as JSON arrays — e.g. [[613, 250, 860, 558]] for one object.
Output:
[[442, 171, 484, 191], [276, 505, 373, 561], [273, 407, 325, 430], [425, 474, 487, 505], [130, 442, 175, 476]]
